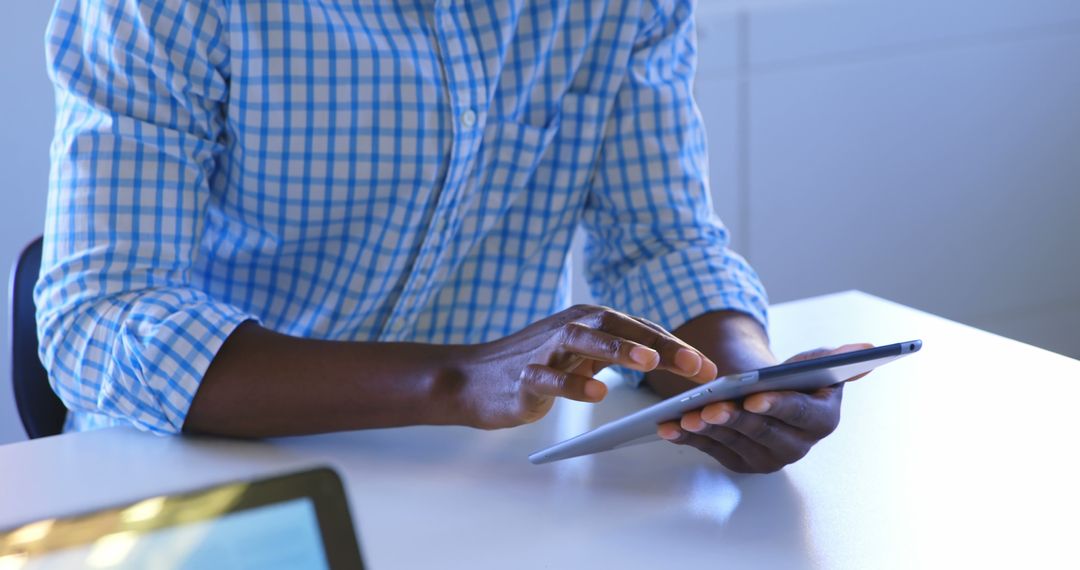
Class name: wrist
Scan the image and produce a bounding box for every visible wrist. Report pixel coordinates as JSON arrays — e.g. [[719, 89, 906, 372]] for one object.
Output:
[[426, 341, 496, 428], [692, 311, 775, 370], [644, 310, 776, 398], [711, 332, 777, 376], [418, 343, 466, 427]]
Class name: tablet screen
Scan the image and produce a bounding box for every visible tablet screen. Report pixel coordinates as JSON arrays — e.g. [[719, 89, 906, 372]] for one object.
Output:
[[3, 498, 328, 570], [0, 467, 363, 570]]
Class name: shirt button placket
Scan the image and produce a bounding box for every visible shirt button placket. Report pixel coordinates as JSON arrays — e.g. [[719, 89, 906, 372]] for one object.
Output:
[[460, 108, 477, 129]]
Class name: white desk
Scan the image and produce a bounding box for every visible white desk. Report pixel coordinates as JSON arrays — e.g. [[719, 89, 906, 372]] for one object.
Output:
[[2, 291, 1078, 568]]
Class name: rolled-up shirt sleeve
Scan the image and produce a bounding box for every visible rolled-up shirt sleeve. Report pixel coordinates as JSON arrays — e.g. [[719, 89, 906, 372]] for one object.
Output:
[[36, 0, 254, 433], [581, 0, 768, 384]]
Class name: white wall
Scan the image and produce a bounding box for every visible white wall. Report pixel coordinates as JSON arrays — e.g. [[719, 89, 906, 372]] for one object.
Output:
[[692, 0, 1080, 359], [0, 3, 54, 446], [2, 1, 1077, 446]]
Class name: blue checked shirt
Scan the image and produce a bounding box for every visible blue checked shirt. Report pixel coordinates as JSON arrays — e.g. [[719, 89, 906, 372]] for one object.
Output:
[[39, 0, 768, 434]]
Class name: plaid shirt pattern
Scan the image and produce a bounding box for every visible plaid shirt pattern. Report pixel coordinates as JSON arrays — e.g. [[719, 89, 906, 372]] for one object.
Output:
[[38, 0, 767, 434]]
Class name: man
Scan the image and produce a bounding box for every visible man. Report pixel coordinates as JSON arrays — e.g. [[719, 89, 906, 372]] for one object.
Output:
[[38, 0, 857, 473]]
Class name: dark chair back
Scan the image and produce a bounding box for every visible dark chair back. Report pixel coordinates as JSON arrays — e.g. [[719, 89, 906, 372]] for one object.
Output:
[[9, 236, 67, 438]]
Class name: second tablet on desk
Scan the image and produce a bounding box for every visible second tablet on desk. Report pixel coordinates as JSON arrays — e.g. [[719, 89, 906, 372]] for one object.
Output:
[[0, 466, 365, 569]]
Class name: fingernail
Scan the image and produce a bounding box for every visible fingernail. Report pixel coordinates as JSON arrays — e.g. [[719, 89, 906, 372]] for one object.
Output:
[[659, 428, 682, 441], [746, 398, 771, 414], [685, 417, 705, 432], [702, 407, 729, 424], [675, 348, 702, 375], [584, 380, 606, 400], [630, 346, 659, 367]]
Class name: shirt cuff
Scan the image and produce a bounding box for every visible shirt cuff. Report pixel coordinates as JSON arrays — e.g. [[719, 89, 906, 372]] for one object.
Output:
[[603, 246, 769, 388], [108, 296, 257, 434]]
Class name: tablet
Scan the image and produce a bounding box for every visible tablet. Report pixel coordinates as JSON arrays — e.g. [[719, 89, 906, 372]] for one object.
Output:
[[529, 340, 922, 464], [0, 466, 365, 569]]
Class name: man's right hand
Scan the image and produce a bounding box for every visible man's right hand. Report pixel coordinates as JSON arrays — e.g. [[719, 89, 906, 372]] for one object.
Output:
[[454, 305, 718, 429], [186, 305, 716, 438]]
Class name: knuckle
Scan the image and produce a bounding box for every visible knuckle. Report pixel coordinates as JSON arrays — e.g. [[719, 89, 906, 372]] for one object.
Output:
[[687, 437, 715, 453], [821, 415, 841, 437], [817, 406, 842, 436], [560, 323, 586, 345], [752, 418, 776, 441], [523, 364, 556, 390], [724, 410, 747, 430], [580, 304, 606, 319], [542, 369, 564, 391], [832, 383, 845, 403], [635, 315, 657, 328], [520, 364, 543, 382], [644, 316, 672, 332], [669, 436, 690, 447], [646, 318, 670, 333], [724, 461, 755, 474], [758, 463, 785, 474], [707, 426, 741, 447], [597, 309, 620, 329], [788, 398, 810, 425], [773, 448, 808, 469], [569, 304, 596, 315], [564, 305, 599, 325]]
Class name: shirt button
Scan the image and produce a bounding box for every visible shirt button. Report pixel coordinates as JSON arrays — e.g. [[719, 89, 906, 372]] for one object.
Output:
[[460, 108, 477, 129]]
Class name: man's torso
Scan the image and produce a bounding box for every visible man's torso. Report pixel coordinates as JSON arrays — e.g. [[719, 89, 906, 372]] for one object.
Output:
[[197, 0, 643, 344]]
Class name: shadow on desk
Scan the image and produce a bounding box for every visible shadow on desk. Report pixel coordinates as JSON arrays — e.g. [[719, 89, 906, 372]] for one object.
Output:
[[271, 384, 812, 566]]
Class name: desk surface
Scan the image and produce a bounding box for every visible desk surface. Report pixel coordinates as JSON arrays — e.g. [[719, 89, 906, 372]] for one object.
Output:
[[2, 291, 1078, 569]]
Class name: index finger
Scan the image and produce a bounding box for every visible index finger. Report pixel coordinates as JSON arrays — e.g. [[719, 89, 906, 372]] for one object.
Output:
[[582, 309, 718, 382]]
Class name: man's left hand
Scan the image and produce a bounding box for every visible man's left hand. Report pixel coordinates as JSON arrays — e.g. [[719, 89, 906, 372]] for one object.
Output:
[[656, 344, 873, 473]]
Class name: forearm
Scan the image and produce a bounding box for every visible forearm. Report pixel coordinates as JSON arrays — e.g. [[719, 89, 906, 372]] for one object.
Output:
[[644, 311, 776, 398], [183, 321, 467, 437]]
